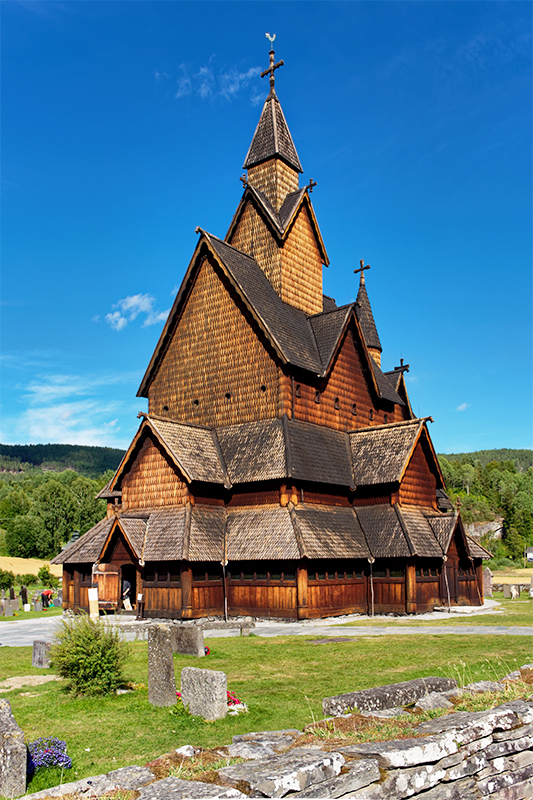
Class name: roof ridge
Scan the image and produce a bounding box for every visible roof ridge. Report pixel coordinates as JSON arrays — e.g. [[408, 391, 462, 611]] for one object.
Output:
[[348, 417, 431, 435], [147, 413, 213, 432], [308, 302, 354, 320]]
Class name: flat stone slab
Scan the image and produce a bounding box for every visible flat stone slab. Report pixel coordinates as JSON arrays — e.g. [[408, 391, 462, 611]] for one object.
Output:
[[360, 706, 411, 718], [148, 624, 177, 707], [290, 757, 380, 798], [417, 706, 521, 744], [340, 732, 460, 768], [0, 674, 57, 692], [106, 764, 156, 789], [21, 774, 115, 799], [226, 741, 277, 759], [414, 691, 454, 711], [218, 747, 345, 797], [170, 625, 205, 657], [137, 777, 246, 799], [181, 666, 227, 720], [464, 679, 505, 693], [32, 639, 51, 668], [232, 728, 301, 752], [0, 698, 26, 799], [323, 676, 457, 715]]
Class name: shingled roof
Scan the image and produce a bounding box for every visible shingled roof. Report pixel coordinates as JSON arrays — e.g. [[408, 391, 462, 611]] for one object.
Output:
[[52, 517, 114, 565], [349, 419, 438, 486], [243, 94, 302, 172]]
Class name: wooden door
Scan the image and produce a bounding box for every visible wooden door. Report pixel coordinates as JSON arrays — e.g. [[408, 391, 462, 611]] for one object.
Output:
[[93, 566, 120, 608]]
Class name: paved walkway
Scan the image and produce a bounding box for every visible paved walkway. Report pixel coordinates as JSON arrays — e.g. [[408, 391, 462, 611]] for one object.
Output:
[[0, 604, 532, 647]]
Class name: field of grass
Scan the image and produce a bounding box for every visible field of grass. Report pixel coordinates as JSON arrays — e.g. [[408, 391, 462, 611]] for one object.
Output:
[[0, 556, 62, 578], [340, 592, 533, 628], [2, 631, 531, 794]]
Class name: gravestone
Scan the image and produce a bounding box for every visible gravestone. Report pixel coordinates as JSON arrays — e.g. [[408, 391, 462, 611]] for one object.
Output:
[[180, 666, 227, 720], [11, 598, 20, 611], [20, 586, 28, 605], [0, 699, 27, 798], [0, 589, 4, 599], [88, 586, 99, 619], [482, 567, 492, 597], [9, 587, 15, 601], [33, 600, 42, 613], [32, 640, 52, 668], [23, 604, 31, 612], [148, 624, 176, 707], [4, 603, 13, 618], [170, 625, 205, 657], [53, 598, 62, 607], [503, 584, 511, 598]]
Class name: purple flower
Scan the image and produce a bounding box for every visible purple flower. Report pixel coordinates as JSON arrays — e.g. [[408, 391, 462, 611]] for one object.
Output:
[[27, 737, 72, 777]]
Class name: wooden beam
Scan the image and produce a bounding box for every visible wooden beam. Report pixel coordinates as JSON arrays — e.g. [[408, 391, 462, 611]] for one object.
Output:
[[181, 565, 193, 619], [405, 562, 417, 615], [297, 564, 308, 620]]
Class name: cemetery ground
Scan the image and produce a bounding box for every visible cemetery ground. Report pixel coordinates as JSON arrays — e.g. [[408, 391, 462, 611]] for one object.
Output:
[[1, 629, 532, 795], [340, 591, 533, 627]]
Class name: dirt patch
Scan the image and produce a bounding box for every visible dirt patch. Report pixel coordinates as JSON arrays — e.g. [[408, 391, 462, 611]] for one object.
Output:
[[0, 674, 58, 691]]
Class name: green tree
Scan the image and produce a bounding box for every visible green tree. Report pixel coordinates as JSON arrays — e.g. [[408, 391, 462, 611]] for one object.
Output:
[[33, 480, 77, 556], [5, 515, 47, 558]]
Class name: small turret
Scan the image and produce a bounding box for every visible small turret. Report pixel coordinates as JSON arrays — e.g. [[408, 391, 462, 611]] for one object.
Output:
[[243, 45, 302, 211], [354, 261, 382, 367]]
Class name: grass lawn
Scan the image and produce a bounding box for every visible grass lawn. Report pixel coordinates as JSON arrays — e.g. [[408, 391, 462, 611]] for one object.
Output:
[[2, 632, 531, 794], [340, 593, 533, 627], [0, 606, 63, 624]]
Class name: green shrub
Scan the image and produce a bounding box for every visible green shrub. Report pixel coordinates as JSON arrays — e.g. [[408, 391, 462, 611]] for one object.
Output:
[[18, 572, 38, 587], [51, 615, 130, 696], [38, 565, 59, 589], [0, 568, 15, 590]]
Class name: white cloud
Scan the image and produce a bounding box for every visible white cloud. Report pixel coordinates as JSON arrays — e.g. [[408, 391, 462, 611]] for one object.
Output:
[[23, 372, 140, 405], [168, 60, 261, 103], [456, 402, 470, 412], [104, 294, 168, 331]]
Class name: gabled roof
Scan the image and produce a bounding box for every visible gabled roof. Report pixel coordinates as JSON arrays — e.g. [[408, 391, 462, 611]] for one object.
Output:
[[383, 369, 414, 420], [243, 94, 302, 172], [51, 516, 114, 565], [349, 418, 440, 487], [105, 414, 228, 494], [225, 185, 329, 267], [138, 231, 398, 402]]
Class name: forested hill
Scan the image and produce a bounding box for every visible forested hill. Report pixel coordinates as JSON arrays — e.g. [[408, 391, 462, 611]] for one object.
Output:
[[437, 448, 532, 472], [0, 443, 126, 479]]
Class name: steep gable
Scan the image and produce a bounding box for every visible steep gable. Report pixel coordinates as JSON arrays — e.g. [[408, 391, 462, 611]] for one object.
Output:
[[120, 434, 189, 511], [399, 434, 441, 509], [148, 254, 280, 427]]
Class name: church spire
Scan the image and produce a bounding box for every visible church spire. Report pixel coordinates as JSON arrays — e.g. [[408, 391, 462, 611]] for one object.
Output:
[[243, 38, 302, 210], [354, 260, 383, 367]]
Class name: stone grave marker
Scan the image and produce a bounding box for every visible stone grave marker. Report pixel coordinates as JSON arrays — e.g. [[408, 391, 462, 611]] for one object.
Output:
[[482, 567, 492, 597], [148, 624, 176, 707], [23, 604, 31, 612], [88, 586, 99, 619], [503, 584, 511, 598], [33, 600, 43, 613], [170, 625, 205, 657], [32, 640, 52, 668], [0, 699, 27, 798], [4, 602, 13, 618], [11, 598, 20, 611], [181, 666, 227, 720], [20, 586, 28, 606], [9, 587, 15, 600]]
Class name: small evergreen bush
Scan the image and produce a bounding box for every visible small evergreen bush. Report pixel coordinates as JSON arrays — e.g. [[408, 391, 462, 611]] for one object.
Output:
[[51, 614, 130, 696]]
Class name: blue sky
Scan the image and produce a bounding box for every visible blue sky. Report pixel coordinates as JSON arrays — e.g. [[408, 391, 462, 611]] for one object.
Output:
[[1, 1, 531, 455]]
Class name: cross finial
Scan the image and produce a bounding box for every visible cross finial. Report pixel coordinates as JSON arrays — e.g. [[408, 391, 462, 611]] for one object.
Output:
[[308, 179, 317, 193], [239, 174, 248, 189], [354, 259, 371, 285], [261, 34, 284, 96]]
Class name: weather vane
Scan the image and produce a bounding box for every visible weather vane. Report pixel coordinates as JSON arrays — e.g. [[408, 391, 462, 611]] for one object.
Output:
[[261, 33, 284, 96], [265, 33, 276, 51]]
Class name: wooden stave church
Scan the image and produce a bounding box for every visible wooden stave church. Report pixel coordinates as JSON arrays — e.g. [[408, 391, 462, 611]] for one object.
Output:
[[53, 47, 490, 618]]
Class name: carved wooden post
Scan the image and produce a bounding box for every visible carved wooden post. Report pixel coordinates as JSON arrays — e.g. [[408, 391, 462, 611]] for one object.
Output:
[[62, 570, 69, 610], [181, 564, 193, 619], [405, 562, 417, 615], [475, 562, 484, 605], [73, 570, 81, 610], [297, 564, 308, 620]]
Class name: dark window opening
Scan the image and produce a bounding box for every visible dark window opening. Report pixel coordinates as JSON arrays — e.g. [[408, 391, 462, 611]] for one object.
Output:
[[369, 409, 374, 421], [163, 405, 169, 411], [260, 384, 267, 393], [315, 391, 321, 404], [334, 397, 340, 410], [352, 403, 357, 415], [225, 392, 231, 400], [193, 399, 199, 406], [389, 569, 403, 578], [295, 384, 301, 398], [384, 414, 388, 423]]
